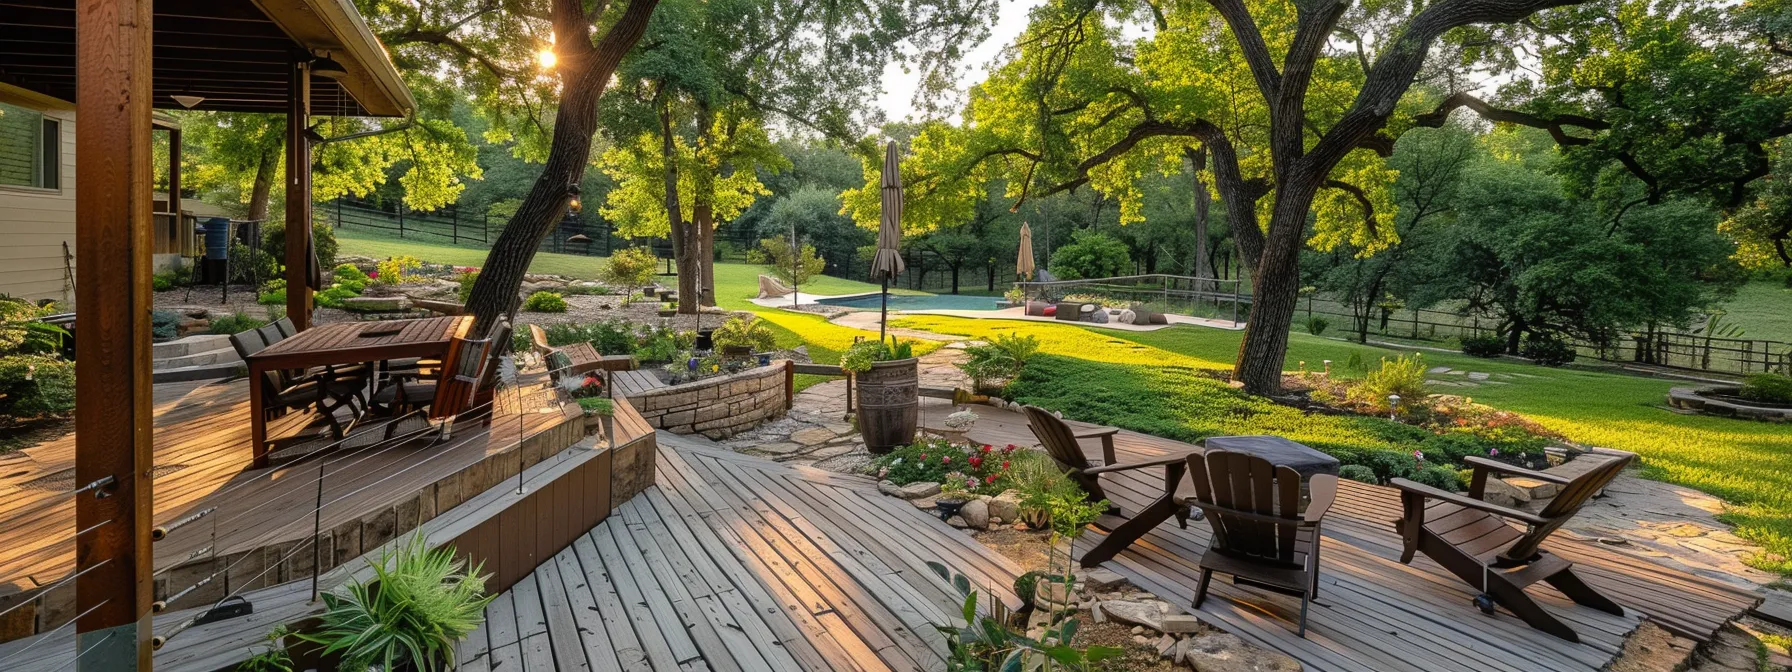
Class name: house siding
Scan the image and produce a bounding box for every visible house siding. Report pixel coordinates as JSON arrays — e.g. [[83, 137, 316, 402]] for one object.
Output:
[[0, 106, 75, 306]]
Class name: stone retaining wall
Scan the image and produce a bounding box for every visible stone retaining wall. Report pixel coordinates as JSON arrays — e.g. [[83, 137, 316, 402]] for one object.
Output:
[[630, 362, 790, 439]]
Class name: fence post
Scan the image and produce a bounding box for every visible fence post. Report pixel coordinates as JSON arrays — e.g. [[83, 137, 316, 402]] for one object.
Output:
[[1230, 280, 1240, 327], [451, 206, 459, 245], [335, 196, 343, 228], [397, 202, 405, 238]]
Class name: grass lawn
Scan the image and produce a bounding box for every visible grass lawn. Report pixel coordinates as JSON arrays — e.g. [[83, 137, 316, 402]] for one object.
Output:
[[895, 314, 1792, 575], [1719, 280, 1792, 342]]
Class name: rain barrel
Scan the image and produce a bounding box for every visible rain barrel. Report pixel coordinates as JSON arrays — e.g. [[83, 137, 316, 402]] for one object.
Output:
[[203, 217, 231, 260]]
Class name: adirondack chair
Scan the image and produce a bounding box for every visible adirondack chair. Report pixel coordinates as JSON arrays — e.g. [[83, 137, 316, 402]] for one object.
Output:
[[1185, 450, 1338, 637], [374, 324, 500, 442], [1391, 450, 1635, 642], [1021, 405, 1138, 510]]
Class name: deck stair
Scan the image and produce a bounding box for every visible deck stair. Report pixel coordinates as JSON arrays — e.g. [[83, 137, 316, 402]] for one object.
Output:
[[151, 334, 244, 383]]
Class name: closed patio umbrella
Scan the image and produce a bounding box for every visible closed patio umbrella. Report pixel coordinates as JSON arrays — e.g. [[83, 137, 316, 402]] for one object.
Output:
[[1017, 221, 1036, 281], [871, 140, 907, 341]]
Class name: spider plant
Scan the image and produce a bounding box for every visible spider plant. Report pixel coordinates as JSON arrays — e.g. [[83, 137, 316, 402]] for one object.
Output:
[[300, 533, 493, 671]]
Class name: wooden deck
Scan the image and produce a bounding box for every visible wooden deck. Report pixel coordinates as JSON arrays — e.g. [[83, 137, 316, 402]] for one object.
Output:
[[0, 373, 577, 628], [457, 432, 1022, 672], [922, 403, 1763, 672], [610, 369, 669, 399]]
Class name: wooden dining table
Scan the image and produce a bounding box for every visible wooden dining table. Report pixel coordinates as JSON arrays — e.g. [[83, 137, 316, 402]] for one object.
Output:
[[244, 315, 473, 467]]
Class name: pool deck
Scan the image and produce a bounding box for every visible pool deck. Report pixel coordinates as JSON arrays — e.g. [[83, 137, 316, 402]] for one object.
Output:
[[753, 292, 1248, 331]]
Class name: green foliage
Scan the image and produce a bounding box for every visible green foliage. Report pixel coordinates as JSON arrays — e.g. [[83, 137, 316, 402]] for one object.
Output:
[[300, 534, 493, 672], [759, 185, 872, 276], [449, 270, 477, 303], [1011, 571, 1046, 606], [1348, 354, 1430, 413], [635, 328, 686, 364], [332, 263, 368, 283], [840, 338, 915, 373], [712, 316, 776, 353], [1304, 315, 1330, 336], [1339, 464, 1378, 484], [1046, 230, 1129, 281], [1740, 373, 1792, 405], [152, 273, 175, 292], [234, 625, 294, 672], [0, 355, 75, 419], [208, 312, 268, 336], [1408, 465, 1463, 493], [1461, 335, 1507, 358], [925, 561, 1123, 671], [541, 320, 638, 356], [314, 286, 360, 309], [1520, 336, 1577, 367], [602, 247, 660, 300], [0, 297, 67, 356], [257, 289, 286, 306], [151, 310, 180, 341], [577, 397, 615, 416], [957, 332, 1040, 392], [521, 291, 568, 313], [260, 221, 337, 271]]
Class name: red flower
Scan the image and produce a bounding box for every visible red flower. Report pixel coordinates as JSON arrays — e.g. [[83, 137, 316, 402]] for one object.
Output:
[[968, 456, 983, 468], [981, 444, 994, 453], [1001, 460, 1010, 470], [985, 476, 998, 485], [1003, 444, 1017, 453], [919, 453, 928, 461]]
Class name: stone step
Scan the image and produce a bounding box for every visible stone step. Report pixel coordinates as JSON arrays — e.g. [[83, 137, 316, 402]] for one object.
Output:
[[154, 348, 243, 370], [151, 361, 244, 384], [152, 334, 236, 359]]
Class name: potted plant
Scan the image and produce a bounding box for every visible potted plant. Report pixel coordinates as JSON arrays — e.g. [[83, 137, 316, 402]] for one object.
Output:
[[657, 302, 678, 318], [841, 338, 918, 454], [300, 534, 494, 671]]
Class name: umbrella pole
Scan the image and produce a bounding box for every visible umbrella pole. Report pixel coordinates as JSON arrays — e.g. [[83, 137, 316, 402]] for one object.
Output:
[[880, 277, 889, 342]]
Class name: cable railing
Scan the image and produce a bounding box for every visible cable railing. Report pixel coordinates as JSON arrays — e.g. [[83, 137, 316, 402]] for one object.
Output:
[[0, 353, 592, 664]]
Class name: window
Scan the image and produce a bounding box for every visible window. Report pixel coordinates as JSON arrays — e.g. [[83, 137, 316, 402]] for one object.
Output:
[[0, 101, 59, 190]]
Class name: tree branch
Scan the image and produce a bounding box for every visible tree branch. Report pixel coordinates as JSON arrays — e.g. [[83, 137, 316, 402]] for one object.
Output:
[[1414, 91, 1607, 146], [1325, 179, 1380, 238]]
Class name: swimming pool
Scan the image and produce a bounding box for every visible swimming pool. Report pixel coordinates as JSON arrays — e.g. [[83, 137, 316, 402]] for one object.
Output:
[[814, 293, 1004, 311]]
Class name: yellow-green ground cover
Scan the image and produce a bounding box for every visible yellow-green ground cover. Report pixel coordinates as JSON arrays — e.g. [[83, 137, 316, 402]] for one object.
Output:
[[897, 315, 1792, 575]]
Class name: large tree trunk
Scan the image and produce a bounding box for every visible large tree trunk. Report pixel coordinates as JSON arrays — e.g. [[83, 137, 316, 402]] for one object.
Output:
[[247, 147, 278, 222], [465, 0, 661, 335], [1232, 181, 1319, 394], [660, 103, 701, 315], [1185, 146, 1211, 285]]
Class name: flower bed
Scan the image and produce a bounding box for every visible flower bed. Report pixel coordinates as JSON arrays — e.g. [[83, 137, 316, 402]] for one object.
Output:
[[627, 361, 790, 439]]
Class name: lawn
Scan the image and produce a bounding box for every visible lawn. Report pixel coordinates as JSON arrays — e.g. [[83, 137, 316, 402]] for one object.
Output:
[[1719, 280, 1792, 342], [895, 314, 1792, 575]]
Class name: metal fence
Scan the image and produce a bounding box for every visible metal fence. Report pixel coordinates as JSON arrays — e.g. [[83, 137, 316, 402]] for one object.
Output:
[[1299, 297, 1792, 376], [323, 197, 494, 246]]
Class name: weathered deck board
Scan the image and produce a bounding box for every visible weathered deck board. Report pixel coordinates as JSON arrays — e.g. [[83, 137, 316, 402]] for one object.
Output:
[[463, 432, 1022, 672], [920, 402, 1762, 672]]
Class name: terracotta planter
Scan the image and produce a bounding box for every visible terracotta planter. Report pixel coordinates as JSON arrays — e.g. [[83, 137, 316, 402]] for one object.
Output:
[[856, 357, 919, 454]]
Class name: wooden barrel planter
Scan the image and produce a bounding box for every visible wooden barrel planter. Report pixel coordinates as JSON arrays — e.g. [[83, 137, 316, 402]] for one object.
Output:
[[857, 357, 919, 454]]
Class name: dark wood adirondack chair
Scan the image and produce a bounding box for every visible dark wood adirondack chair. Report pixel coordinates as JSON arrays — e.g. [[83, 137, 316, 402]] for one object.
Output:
[[1391, 450, 1635, 642], [1022, 405, 1194, 567], [373, 327, 496, 440], [1185, 450, 1338, 636]]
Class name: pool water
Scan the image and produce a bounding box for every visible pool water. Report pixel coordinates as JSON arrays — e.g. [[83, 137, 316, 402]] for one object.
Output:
[[815, 293, 1004, 311]]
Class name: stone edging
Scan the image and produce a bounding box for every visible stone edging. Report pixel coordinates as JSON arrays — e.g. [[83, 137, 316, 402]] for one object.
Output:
[[1667, 386, 1792, 422], [630, 362, 790, 439]]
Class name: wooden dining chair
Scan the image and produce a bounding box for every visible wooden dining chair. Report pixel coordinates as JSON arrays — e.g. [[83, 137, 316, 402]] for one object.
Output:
[[230, 329, 366, 441], [1391, 451, 1634, 642], [374, 324, 500, 441], [1185, 449, 1338, 637]]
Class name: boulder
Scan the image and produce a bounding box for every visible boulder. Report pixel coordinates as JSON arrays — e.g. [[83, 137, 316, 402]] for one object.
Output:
[[340, 296, 410, 313], [988, 490, 1023, 522], [1182, 632, 1302, 672], [878, 480, 941, 500], [959, 499, 990, 529]]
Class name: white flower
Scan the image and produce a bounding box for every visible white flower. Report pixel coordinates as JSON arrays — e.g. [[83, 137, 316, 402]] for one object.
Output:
[[890, 457, 904, 466]]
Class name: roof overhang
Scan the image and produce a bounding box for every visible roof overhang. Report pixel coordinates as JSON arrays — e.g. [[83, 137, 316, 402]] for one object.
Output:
[[0, 0, 414, 117]]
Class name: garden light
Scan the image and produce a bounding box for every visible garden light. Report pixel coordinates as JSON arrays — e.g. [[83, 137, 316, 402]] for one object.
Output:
[[1388, 394, 1401, 419]]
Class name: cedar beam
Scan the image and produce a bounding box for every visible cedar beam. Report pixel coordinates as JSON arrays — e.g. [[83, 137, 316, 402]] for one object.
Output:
[[284, 59, 311, 329], [73, 0, 155, 666], [167, 127, 181, 226]]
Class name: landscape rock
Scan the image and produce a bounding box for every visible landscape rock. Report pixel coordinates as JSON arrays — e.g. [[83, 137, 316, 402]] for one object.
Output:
[[1182, 632, 1302, 672], [879, 480, 941, 500], [1161, 614, 1202, 634], [1075, 567, 1128, 592], [751, 442, 803, 456], [791, 427, 836, 446], [946, 515, 968, 528], [959, 499, 990, 529], [988, 490, 1023, 522], [340, 296, 410, 312], [1096, 600, 1163, 632], [1478, 477, 1524, 508]]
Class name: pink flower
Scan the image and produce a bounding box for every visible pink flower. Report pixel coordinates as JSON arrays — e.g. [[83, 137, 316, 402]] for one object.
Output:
[[919, 453, 927, 461], [941, 456, 952, 465], [967, 477, 980, 490], [1489, 447, 1500, 456]]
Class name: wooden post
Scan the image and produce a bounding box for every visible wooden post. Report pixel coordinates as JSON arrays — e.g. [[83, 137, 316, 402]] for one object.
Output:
[[285, 60, 313, 330], [74, 0, 155, 666], [167, 128, 181, 232], [784, 359, 794, 410]]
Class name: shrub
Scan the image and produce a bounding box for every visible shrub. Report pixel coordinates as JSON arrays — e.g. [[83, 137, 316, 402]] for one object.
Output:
[[1408, 465, 1462, 492], [1520, 336, 1577, 366], [259, 221, 338, 272], [300, 534, 493, 671], [335, 279, 367, 294], [0, 297, 67, 356], [151, 310, 179, 341], [373, 255, 423, 285], [713, 316, 777, 353], [1348, 353, 1429, 413], [1304, 315, 1330, 336], [541, 320, 636, 355], [456, 271, 479, 303], [332, 263, 368, 283], [152, 273, 175, 292], [872, 439, 1018, 495], [958, 333, 1038, 392], [1740, 373, 1792, 404], [1460, 334, 1506, 358], [1361, 450, 1418, 481], [0, 355, 75, 418], [521, 291, 568, 313], [315, 286, 360, 309], [1046, 230, 1129, 280], [1339, 464, 1378, 484], [840, 338, 914, 373], [635, 330, 683, 363], [1012, 571, 1046, 606], [258, 288, 286, 305], [207, 312, 267, 336]]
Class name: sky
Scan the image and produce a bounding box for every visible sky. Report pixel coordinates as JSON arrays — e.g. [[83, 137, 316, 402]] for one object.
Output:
[[874, 0, 1044, 123]]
